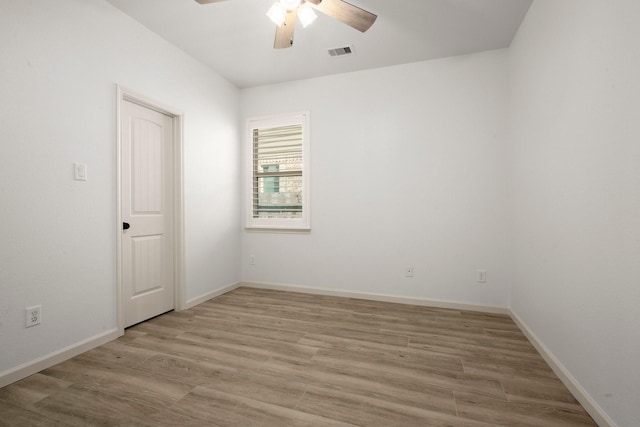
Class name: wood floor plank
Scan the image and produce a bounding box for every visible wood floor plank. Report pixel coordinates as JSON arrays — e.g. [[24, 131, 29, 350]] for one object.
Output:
[[31, 384, 200, 427], [132, 352, 309, 409], [125, 333, 270, 367], [0, 287, 596, 426], [191, 315, 306, 343], [129, 319, 191, 339], [461, 353, 558, 381], [0, 373, 71, 407], [41, 359, 194, 410], [258, 355, 460, 414], [0, 400, 63, 427], [309, 338, 464, 372], [182, 327, 320, 361], [297, 386, 495, 427], [72, 338, 157, 368], [198, 369, 308, 409], [455, 391, 596, 426], [131, 352, 239, 386], [502, 377, 582, 406], [394, 325, 539, 353], [164, 385, 243, 426], [408, 331, 542, 358], [311, 351, 507, 400], [172, 385, 359, 427]]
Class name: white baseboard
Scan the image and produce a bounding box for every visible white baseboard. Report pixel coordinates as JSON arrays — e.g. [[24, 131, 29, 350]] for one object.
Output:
[[185, 281, 241, 309], [509, 310, 616, 427], [238, 281, 509, 315], [0, 328, 121, 389]]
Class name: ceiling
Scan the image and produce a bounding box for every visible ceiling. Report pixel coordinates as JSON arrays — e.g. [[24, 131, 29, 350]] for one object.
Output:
[[106, 0, 533, 88]]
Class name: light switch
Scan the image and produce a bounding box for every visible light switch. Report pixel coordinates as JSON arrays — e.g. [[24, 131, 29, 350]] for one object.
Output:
[[74, 163, 87, 181]]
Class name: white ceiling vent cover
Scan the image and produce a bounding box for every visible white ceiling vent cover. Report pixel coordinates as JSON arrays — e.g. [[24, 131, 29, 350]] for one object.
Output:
[[328, 45, 354, 57]]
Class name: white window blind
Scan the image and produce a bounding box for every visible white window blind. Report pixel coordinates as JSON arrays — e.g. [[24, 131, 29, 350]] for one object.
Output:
[[252, 124, 303, 219], [246, 112, 310, 230]]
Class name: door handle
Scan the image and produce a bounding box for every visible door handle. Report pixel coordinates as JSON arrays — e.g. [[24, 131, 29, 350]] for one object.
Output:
[[123, 222, 130, 230]]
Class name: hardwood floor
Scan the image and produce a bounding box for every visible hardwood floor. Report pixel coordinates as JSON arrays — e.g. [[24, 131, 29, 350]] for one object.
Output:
[[0, 287, 597, 426]]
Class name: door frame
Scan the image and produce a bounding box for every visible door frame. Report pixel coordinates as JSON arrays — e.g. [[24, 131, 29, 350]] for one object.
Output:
[[115, 85, 185, 335]]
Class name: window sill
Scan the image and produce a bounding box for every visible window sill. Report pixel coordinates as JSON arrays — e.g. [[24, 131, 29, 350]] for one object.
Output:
[[245, 226, 311, 234]]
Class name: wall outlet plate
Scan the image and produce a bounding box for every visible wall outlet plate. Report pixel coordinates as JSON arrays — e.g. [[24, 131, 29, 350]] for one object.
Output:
[[405, 266, 414, 277], [26, 305, 42, 328]]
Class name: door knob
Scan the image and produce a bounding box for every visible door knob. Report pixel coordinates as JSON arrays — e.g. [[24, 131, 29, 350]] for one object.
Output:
[[123, 222, 130, 230]]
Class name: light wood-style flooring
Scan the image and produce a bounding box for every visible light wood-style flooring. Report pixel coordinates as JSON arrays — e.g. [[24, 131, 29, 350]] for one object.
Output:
[[0, 287, 596, 426]]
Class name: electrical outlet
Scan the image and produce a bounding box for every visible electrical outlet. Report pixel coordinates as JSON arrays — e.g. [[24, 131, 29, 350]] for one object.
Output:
[[477, 270, 487, 283], [404, 266, 414, 278], [25, 305, 41, 328]]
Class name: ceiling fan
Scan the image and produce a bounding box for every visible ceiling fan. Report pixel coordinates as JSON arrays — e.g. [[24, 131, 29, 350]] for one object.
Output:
[[195, 0, 377, 49]]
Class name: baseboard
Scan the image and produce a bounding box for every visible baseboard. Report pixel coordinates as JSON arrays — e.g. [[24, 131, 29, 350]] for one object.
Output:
[[0, 328, 120, 389], [509, 309, 616, 427], [185, 281, 241, 309], [239, 281, 508, 315]]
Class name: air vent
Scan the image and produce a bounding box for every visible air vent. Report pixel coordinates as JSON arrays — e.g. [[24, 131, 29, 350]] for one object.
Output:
[[328, 45, 354, 57]]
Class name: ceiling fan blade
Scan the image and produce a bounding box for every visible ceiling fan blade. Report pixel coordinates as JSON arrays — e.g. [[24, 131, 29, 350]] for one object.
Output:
[[194, 0, 228, 4], [274, 9, 297, 49], [306, 0, 377, 33]]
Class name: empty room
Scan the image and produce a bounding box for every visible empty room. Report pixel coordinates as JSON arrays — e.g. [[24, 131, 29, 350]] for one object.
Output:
[[0, 0, 638, 426]]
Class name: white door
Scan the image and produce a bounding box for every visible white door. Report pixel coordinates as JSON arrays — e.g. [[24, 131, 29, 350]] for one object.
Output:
[[121, 100, 175, 327]]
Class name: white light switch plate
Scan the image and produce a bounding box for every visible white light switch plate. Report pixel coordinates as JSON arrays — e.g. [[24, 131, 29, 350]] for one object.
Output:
[[74, 163, 87, 181]]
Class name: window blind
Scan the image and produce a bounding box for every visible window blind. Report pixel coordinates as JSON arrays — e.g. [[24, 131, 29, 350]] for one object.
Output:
[[252, 124, 303, 219]]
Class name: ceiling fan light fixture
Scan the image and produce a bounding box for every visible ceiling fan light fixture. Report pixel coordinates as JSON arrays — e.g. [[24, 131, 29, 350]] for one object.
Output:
[[280, 0, 301, 11], [297, 4, 317, 28], [267, 2, 286, 26]]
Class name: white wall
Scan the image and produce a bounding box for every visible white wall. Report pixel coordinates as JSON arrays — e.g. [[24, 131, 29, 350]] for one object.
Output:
[[241, 50, 512, 308], [0, 0, 240, 376], [509, 1, 640, 426]]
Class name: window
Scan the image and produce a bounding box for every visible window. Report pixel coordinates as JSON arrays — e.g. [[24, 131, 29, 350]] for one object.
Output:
[[246, 112, 310, 230]]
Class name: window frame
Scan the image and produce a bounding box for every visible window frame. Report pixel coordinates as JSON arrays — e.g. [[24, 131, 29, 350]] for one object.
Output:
[[245, 111, 310, 231]]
